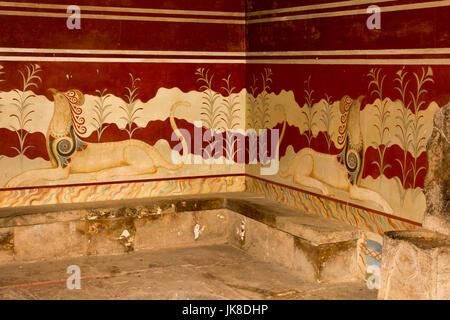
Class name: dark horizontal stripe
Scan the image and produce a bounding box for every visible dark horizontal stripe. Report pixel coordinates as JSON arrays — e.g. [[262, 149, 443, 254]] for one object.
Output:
[[247, 6, 450, 51], [0, 7, 246, 21], [247, 0, 441, 16], [0, 16, 245, 52], [0, 0, 246, 13], [245, 54, 450, 59], [247, 1, 396, 19], [247, 0, 385, 12], [0, 2, 447, 53]]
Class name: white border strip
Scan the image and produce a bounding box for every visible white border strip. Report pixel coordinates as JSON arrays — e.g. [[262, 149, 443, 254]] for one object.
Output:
[[247, 0, 397, 17], [0, 47, 449, 57], [248, 1, 450, 23], [1, 56, 450, 65], [0, 1, 447, 24], [246, 59, 450, 65], [0, 56, 246, 63], [246, 48, 450, 56], [0, 48, 246, 56], [0, 10, 245, 24], [0, 1, 246, 17]]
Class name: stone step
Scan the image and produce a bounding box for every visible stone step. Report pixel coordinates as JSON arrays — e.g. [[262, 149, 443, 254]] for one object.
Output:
[[0, 192, 362, 283], [0, 194, 232, 264], [225, 196, 360, 244], [0, 244, 376, 300], [225, 196, 361, 283]]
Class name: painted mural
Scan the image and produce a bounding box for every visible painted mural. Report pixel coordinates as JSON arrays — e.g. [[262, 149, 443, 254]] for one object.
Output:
[[0, 63, 248, 190], [243, 0, 450, 289], [0, 63, 443, 225], [0, 0, 448, 290], [245, 66, 440, 225], [243, 65, 443, 288]]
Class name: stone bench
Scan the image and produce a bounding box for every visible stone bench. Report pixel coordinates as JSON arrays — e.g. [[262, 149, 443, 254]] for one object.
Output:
[[0, 192, 361, 283]]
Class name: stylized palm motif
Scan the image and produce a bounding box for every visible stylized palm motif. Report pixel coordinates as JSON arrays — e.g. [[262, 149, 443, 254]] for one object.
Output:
[[301, 76, 318, 147], [119, 73, 142, 139], [92, 88, 113, 142], [247, 74, 259, 130], [195, 67, 224, 161], [246, 74, 259, 164], [9, 64, 42, 156], [368, 68, 392, 177], [320, 93, 335, 152], [220, 74, 241, 163], [257, 68, 272, 129], [196, 68, 223, 130], [393, 68, 413, 193], [409, 67, 434, 191]]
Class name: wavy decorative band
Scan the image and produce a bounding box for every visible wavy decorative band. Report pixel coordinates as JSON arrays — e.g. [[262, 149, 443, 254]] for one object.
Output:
[[0, 171, 422, 230], [245, 175, 422, 236], [0, 175, 246, 208]]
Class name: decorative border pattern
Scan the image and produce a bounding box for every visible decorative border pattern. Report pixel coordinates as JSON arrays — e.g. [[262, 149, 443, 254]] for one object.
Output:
[[0, 175, 245, 208], [245, 175, 416, 288], [1, 173, 421, 231], [244, 175, 421, 236], [0, 171, 418, 289]]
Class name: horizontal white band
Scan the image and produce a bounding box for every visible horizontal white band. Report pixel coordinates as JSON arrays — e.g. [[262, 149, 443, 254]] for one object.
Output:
[[1, 55, 449, 65], [0, 47, 449, 57]]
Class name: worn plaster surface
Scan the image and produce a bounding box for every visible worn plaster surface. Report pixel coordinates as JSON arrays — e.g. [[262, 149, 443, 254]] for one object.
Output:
[[0, 244, 376, 300]]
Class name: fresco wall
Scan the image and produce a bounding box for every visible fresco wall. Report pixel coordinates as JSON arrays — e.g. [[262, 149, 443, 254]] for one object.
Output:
[[0, 0, 248, 206], [0, 0, 449, 288], [244, 0, 450, 287]]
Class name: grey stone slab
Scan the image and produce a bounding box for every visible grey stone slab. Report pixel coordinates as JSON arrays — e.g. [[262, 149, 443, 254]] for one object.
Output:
[[226, 197, 360, 245], [0, 244, 376, 300], [14, 221, 88, 262], [379, 229, 450, 299]]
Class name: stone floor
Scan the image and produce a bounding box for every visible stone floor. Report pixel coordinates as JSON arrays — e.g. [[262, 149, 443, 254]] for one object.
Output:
[[0, 244, 376, 300]]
